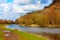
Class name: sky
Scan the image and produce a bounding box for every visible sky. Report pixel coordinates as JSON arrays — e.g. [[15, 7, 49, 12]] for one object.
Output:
[[0, 0, 53, 21]]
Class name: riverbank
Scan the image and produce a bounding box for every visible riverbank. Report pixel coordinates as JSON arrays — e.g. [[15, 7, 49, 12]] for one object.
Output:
[[0, 24, 60, 40], [18, 24, 60, 28], [0, 28, 49, 40], [19, 24, 40, 27], [0, 24, 49, 40], [28, 32, 60, 40]]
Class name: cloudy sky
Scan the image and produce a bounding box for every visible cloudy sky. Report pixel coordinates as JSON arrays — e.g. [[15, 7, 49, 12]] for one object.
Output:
[[0, 0, 53, 21]]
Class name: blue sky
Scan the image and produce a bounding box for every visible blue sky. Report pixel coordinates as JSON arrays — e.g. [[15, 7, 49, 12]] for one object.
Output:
[[7, 0, 14, 3], [0, 0, 53, 21]]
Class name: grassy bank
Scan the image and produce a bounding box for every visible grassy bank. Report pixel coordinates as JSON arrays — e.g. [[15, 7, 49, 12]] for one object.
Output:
[[0, 24, 49, 40], [11, 30, 48, 40], [0, 32, 4, 40]]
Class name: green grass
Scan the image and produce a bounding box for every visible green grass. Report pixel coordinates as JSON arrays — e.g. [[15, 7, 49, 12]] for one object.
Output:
[[0, 24, 7, 29], [0, 24, 6, 40], [0, 32, 4, 40], [11, 30, 48, 40]]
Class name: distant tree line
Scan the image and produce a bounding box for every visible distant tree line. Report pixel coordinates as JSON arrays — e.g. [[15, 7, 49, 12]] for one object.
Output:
[[0, 19, 14, 24]]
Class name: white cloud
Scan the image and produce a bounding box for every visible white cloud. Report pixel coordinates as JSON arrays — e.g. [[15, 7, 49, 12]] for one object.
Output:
[[0, 0, 6, 3], [0, 3, 44, 14], [19, 4, 44, 12], [0, 3, 9, 14], [11, 4, 26, 13], [13, 0, 31, 4], [0, 0, 53, 14], [0, 3, 26, 14]]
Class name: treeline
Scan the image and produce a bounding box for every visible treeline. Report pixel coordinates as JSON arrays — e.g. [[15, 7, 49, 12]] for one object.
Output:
[[0, 19, 14, 24], [15, 0, 60, 27]]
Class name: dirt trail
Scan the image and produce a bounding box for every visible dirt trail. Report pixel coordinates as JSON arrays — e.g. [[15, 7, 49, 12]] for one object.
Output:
[[3, 30, 21, 40]]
